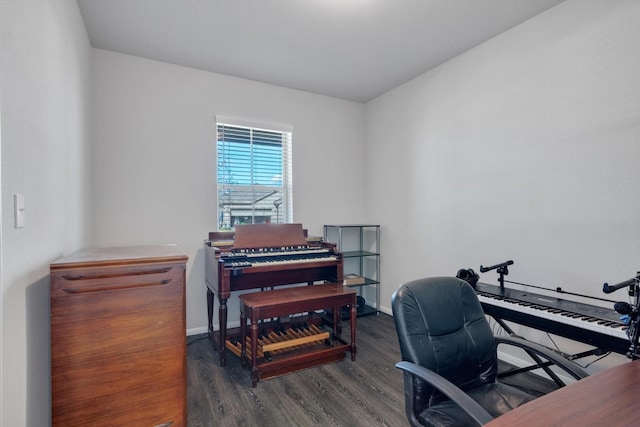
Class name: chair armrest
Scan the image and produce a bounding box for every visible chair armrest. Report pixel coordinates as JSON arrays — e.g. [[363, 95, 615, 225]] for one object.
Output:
[[495, 335, 589, 380], [395, 361, 494, 426]]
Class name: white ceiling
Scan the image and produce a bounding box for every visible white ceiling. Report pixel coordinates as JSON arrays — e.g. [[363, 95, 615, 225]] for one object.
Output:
[[77, 0, 564, 103]]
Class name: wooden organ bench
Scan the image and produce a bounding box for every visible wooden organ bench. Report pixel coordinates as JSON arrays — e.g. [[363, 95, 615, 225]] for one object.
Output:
[[238, 283, 357, 387]]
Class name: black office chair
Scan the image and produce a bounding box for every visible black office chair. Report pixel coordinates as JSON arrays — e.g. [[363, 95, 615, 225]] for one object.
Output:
[[392, 277, 589, 427]]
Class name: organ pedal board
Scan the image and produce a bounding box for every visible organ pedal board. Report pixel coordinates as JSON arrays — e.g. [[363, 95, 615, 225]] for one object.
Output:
[[225, 322, 331, 362]]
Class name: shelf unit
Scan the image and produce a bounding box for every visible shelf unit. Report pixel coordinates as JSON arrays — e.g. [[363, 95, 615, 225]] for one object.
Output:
[[323, 224, 380, 317]]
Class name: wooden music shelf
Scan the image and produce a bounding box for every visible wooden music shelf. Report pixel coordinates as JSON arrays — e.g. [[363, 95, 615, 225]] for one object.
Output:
[[239, 284, 357, 387]]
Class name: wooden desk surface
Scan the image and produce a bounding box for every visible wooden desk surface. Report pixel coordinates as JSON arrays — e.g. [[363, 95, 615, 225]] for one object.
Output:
[[486, 360, 640, 426]]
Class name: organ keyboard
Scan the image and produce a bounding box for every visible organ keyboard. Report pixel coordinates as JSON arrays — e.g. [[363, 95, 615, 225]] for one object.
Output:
[[475, 282, 630, 356], [205, 223, 343, 366], [221, 246, 339, 269]]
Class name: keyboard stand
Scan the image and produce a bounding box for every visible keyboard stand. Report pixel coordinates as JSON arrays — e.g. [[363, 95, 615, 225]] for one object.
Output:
[[488, 314, 571, 386]]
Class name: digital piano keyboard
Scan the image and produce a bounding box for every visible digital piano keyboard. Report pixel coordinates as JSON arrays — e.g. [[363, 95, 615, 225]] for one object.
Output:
[[475, 282, 630, 355]]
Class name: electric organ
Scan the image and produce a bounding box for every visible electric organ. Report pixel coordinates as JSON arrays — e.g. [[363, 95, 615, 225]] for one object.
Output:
[[204, 223, 344, 366]]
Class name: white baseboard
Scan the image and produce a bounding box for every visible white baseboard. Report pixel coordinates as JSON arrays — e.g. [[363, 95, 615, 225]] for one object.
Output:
[[187, 319, 243, 337], [497, 350, 530, 368], [379, 306, 392, 316], [187, 326, 208, 336]]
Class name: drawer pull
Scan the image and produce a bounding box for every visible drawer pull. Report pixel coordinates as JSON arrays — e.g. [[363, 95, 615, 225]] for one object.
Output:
[[62, 279, 172, 294], [62, 267, 172, 281]]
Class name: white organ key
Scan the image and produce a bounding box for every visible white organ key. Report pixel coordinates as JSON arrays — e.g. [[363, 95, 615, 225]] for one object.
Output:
[[247, 255, 338, 265], [222, 246, 338, 268]]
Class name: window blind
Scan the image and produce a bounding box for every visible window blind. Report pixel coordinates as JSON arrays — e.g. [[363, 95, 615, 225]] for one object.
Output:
[[217, 122, 292, 230]]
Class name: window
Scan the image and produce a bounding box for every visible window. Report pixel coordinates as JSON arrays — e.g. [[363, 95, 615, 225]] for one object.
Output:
[[216, 118, 292, 230]]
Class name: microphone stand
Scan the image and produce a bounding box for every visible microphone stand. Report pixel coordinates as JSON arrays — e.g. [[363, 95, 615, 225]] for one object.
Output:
[[603, 272, 640, 360], [627, 279, 640, 360], [480, 260, 514, 289], [625, 283, 639, 360]]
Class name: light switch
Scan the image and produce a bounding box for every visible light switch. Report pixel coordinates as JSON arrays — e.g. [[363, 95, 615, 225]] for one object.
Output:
[[14, 194, 25, 228]]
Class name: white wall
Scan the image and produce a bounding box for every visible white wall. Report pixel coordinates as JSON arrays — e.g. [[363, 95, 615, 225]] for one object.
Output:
[[2, 1, 639, 424], [365, 0, 640, 371], [0, 0, 92, 425], [89, 50, 366, 334]]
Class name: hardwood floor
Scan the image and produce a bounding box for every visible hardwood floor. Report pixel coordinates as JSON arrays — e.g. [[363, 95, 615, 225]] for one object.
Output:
[[187, 313, 405, 426], [186, 313, 557, 427]]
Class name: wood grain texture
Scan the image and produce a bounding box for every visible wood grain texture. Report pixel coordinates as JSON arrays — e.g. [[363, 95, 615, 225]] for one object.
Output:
[[51, 247, 187, 427], [486, 360, 640, 427]]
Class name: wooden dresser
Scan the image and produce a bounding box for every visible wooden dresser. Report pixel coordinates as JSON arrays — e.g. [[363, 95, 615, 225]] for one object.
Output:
[[50, 245, 188, 427]]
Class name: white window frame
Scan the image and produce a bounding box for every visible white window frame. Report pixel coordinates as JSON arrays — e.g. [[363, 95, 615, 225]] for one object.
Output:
[[215, 115, 293, 230]]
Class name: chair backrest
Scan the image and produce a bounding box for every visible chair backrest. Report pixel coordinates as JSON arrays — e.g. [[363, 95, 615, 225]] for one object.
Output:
[[392, 277, 498, 412]]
